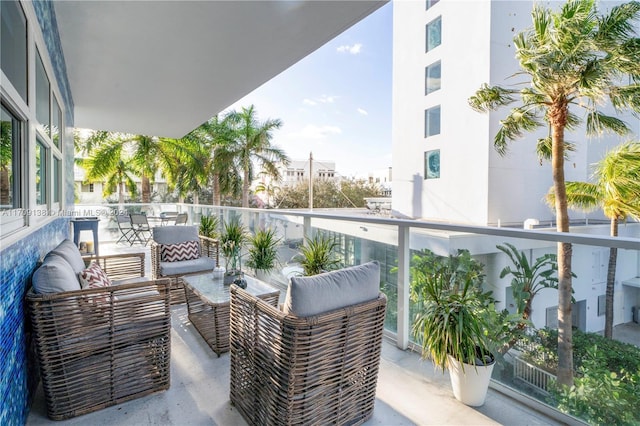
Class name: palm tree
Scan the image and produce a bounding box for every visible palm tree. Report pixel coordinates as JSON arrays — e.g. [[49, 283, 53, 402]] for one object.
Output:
[[82, 141, 137, 204], [186, 116, 241, 206], [225, 105, 289, 207], [469, 0, 640, 386], [547, 142, 640, 339]]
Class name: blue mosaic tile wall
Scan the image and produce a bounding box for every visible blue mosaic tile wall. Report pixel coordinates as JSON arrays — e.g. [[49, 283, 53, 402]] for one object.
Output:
[[0, 219, 69, 425], [32, 0, 74, 123]]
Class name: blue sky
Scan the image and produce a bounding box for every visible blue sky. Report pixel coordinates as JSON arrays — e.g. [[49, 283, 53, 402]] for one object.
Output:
[[226, 2, 393, 178]]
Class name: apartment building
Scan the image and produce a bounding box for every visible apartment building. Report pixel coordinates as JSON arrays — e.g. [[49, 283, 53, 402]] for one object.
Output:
[[391, 0, 640, 226], [279, 158, 338, 187]]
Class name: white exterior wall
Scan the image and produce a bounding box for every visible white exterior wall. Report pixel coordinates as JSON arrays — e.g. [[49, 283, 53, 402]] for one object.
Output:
[[393, 0, 640, 226]]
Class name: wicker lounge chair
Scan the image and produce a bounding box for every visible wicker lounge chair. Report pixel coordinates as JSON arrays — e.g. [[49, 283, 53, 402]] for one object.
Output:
[[229, 261, 387, 426], [26, 240, 171, 420], [151, 225, 219, 304]]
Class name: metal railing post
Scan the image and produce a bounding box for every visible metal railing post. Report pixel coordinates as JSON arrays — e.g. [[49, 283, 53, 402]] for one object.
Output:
[[397, 225, 410, 350], [303, 217, 312, 242]]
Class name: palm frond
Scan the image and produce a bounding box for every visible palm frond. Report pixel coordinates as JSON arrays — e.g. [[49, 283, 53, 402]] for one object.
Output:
[[468, 84, 517, 112], [585, 110, 631, 136]]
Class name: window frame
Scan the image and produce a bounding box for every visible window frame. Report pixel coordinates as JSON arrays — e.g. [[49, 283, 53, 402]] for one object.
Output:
[[0, 102, 27, 234], [425, 61, 441, 95], [425, 16, 442, 52], [424, 105, 441, 138], [425, 0, 440, 10], [425, 149, 441, 180]]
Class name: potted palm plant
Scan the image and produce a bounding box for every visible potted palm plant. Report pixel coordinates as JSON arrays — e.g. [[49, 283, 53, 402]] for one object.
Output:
[[220, 216, 247, 285], [411, 249, 496, 407], [245, 227, 281, 282], [294, 233, 342, 276]]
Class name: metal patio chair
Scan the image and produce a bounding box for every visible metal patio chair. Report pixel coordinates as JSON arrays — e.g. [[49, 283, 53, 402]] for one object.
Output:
[[116, 213, 135, 245], [130, 213, 152, 245], [174, 212, 188, 225]]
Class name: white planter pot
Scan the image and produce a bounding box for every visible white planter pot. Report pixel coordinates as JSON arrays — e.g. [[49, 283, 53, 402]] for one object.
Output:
[[447, 355, 495, 407], [254, 269, 271, 284]]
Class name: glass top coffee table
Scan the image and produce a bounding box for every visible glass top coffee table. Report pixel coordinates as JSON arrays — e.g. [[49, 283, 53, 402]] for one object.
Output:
[[181, 272, 280, 356]]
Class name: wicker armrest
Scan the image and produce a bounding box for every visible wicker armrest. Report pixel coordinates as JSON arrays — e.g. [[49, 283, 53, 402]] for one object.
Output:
[[199, 235, 220, 265], [150, 241, 162, 279], [230, 285, 387, 426], [26, 278, 171, 420], [82, 252, 145, 280]]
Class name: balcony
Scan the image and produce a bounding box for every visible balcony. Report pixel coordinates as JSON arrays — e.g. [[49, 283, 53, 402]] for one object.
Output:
[[27, 202, 640, 425]]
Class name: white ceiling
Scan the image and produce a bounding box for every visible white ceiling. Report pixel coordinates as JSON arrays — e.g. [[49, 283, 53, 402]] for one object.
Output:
[[54, 1, 387, 138]]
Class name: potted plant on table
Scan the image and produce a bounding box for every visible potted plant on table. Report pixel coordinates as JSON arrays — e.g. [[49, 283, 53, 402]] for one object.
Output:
[[220, 216, 247, 285], [245, 227, 281, 283], [411, 249, 497, 407], [294, 233, 342, 276]]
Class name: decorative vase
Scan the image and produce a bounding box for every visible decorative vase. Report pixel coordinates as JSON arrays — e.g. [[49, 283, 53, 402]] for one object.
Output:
[[254, 269, 271, 283], [223, 271, 239, 285], [447, 354, 495, 407]]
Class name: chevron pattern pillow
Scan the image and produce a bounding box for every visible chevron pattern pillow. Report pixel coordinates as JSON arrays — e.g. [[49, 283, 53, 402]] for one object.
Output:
[[79, 262, 112, 289], [161, 240, 200, 262]]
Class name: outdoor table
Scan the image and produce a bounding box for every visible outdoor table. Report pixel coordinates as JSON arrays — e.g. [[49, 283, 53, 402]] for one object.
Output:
[[71, 217, 100, 255], [181, 272, 280, 356]]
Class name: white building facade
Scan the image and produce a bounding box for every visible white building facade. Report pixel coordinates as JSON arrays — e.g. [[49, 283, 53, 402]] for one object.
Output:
[[280, 158, 337, 187], [392, 0, 640, 226]]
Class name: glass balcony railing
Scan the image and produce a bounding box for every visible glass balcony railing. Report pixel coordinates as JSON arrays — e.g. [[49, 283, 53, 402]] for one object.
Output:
[[73, 202, 640, 424]]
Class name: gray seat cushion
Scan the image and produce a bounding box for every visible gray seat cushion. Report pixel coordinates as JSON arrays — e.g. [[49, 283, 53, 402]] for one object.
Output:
[[159, 257, 217, 276], [153, 225, 199, 245], [283, 261, 380, 317], [50, 239, 86, 274], [32, 253, 82, 294]]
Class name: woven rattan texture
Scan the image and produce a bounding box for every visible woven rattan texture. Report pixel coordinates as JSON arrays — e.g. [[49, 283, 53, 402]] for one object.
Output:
[[151, 236, 219, 304], [230, 286, 387, 426], [27, 269, 172, 420], [184, 279, 279, 356]]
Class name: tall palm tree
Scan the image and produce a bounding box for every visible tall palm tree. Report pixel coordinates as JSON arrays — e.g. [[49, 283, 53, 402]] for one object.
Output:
[[186, 116, 241, 206], [547, 142, 640, 339], [225, 105, 289, 207], [469, 0, 640, 386], [82, 141, 137, 204]]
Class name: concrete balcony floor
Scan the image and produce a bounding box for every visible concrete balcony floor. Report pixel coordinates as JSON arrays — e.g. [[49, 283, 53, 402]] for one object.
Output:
[[26, 241, 563, 425]]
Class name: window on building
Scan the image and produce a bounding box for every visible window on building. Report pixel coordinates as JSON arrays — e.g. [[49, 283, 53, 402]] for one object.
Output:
[[52, 95, 62, 149], [424, 106, 441, 137], [0, 104, 26, 233], [36, 49, 51, 137], [53, 156, 61, 203], [426, 16, 441, 52], [81, 183, 94, 193], [426, 0, 439, 10], [1, 104, 23, 209], [425, 61, 441, 95], [1, 0, 28, 103], [425, 150, 440, 179], [597, 294, 606, 316], [36, 138, 48, 205]]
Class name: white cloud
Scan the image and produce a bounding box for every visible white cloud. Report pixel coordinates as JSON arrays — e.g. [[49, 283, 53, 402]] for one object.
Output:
[[302, 95, 337, 106], [337, 43, 362, 55], [357, 108, 368, 116], [288, 125, 342, 140]]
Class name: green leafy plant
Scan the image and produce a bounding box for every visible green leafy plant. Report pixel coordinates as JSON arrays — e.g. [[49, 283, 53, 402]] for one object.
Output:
[[220, 216, 247, 273], [497, 243, 564, 321], [410, 249, 496, 371], [245, 228, 281, 274], [295, 234, 341, 276], [198, 215, 219, 239]]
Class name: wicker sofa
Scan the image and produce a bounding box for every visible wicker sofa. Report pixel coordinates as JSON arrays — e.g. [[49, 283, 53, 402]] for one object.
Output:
[[151, 225, 219, 304], [26, 239, 171, 420], [229, 261, 387, 426]]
